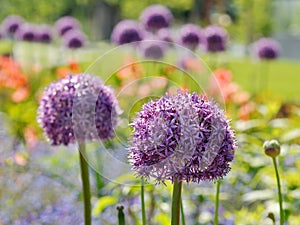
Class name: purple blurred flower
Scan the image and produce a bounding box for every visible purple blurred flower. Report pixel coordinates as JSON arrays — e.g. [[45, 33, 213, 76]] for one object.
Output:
[[62, 29, 86, 49], [111, 20, 144, 45], [37, 73, 121, 146], [2, 15, 24, 37], [55, 16, 80, 36], [157, 28, 173, 43], [15, 23, 36, 42], [129, 91, 236, 183], [179, 24, 203, 51], [0, 29, 3, 39], [254, 37, 280, 60], [204, 25, 227, 52], [140, 4, 173, 32], [35, 25, 52, 43], [140, 40, 166, 59]]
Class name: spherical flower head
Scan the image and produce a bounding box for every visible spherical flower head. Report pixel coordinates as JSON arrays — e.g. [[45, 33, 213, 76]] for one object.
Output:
[[2, 15, 24, 36], [15, 23, 36, 42], [62, 29, 86, 49], [263, 140, 281, 158], [111, 20, 144, 45], [55, 16, 81, 36], [140, 41, 166, 59], [179, 24, 203, 51], [37, 73, 121, 146], [140, 4, 173, 32], [157, 28, 173, 43], [204, 25, 227, 52], [254, 38, 280, 60], [129, 91, 236, 184], [35, 25, 52, 43]]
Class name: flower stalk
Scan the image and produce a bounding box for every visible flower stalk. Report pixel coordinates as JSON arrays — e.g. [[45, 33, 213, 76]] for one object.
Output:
[[79, 143, 91, 225], [141, 178, 146, 225], [171, 178, 182, 225], [272, 157, 284, 225], [214, 180, 221, 225]]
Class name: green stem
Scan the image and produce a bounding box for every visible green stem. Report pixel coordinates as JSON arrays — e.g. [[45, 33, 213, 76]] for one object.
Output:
[[117, 206, 126, 225], [272, 157, 284, 225], [180, 198, 186, 225], [214, 180, 221, 225], [79, 143, 92, 225], [141, 178, 146, 225], [171, 178, 182, 225]]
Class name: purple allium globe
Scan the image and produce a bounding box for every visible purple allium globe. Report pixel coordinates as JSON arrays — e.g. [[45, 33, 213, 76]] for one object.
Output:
[[15, 23, 36, 42], [204, 25, 227, 52], [62, 29, 86, 49], [55, 16, 80, 36], [37, 73, 121, 146], [140, 41, 166, 59], [129, 91, 236, 183], [111, 20, 144, 45], [179, 24, 203, 51], [140, 4, 173, 32], [35, 25, 52, 43], [254, 38, 280, 60], [2, 15, 24, 37]]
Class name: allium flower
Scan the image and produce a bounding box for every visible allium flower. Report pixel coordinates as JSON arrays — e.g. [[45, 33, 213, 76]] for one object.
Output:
[[35, 25, 52, 43], [140, 4, 173, 32], [55, 16, 80, 36], [62, 29, 86, 49], [179, 24, 203, 51], [2, 15, 24, 37], [37, 73, 121, 146], [140, 41, 166, 59], [129, 91, 236, 183], [111, 20, 144, 45], [15, 23, 36, 42], [204, 25, 227, 52], [157, 28, 173, 43], [254, 38, 280, 60]]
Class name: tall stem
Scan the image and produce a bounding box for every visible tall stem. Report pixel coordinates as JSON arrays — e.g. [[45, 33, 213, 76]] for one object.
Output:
[[180, 198, 186, 225], [79, 143, 91, 225], [117, 206, 125, 225], [141, 178, 146, 225], [272, 157, 284, 225], [171, 178, 182, 225], [214, 180, 221, 225]]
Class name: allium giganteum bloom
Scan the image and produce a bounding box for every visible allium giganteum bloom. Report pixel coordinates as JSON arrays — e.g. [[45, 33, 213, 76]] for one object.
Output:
[[129, 91, 236, 183], [140, 4, 173, 32], [37, 74, 121, 145], [35, 25, 52, 43], [254, 38, 280, 60], [15, 23, 36, 42], [55, 16, 80, 36], [111, 20, 144, 45], [140, 41, 166, 59], [179, 24, 203, 51], [62, 29, 86, 49], [204, 25, 228, 52], [2, 15, 23, 37]]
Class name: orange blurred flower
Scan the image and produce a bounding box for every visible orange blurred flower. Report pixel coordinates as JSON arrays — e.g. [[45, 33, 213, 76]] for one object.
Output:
[[56, 60, 81, 78], [0, 56, 28, 89], [181, 56, 203, 73], [117, 56, 143, 80], [12, 86, 30, 102]]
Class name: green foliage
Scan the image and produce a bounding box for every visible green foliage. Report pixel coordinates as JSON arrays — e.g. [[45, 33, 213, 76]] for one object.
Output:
[[229, 0, 273, 43]]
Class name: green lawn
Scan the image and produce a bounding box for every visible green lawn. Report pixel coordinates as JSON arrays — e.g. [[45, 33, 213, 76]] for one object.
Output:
[[227, 58, 300, 103]]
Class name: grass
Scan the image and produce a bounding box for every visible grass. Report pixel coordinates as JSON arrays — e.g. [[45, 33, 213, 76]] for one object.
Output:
[[227, 58, 300, 103]]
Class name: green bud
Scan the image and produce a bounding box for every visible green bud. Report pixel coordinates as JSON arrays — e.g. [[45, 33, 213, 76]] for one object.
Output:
[[263, 140, 281, 158]]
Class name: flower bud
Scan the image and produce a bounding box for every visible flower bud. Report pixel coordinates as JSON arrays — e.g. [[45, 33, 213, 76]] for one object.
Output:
[[263, 140, 281, 158]]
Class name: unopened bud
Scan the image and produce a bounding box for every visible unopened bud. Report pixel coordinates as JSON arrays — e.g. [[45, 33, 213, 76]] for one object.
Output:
[[263, 140, 281, 158]]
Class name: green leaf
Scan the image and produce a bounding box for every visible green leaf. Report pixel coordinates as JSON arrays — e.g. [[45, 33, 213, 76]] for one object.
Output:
[[92, 196, 117, 215]]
